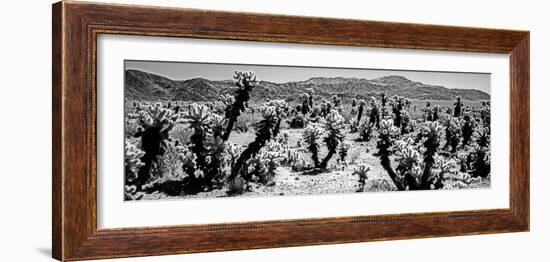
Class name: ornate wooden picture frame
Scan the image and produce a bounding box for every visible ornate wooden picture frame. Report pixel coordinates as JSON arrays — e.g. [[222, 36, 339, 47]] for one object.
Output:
[[52, 1, 529, 261]]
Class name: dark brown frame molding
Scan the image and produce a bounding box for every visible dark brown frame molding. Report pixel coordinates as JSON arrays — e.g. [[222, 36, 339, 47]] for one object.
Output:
[[52, 1, 530, 261]]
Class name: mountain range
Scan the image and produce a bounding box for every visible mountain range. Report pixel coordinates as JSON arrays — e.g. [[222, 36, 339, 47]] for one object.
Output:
[[125, 69, 490, 102]]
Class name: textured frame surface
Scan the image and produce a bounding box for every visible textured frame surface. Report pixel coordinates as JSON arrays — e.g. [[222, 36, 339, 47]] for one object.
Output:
[[52, 1, 529, 261]]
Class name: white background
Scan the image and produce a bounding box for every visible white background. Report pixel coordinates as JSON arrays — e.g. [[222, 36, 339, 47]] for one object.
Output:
[[0, 0, 547, 261]]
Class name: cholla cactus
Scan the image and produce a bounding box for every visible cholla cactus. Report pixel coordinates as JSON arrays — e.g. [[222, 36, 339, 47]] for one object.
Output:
[[472, 145, 491, 178], [299, 93, 312, 115], [182, 103, 212, 169], [400, 110, 411, 135], [390, 96, 406, 128], [284, 148, 300, 168], [377, 120, 444, 191], [303, 123, 324, 167], [234, 71, 258, 88], [443, 116, 462, 153], [230, 103, 280, 183], [453, 96, 464, 117], [337, 142, 352, 165], [356, 99, 367, 124], [442, 170, 483, 189], [470, 127, 491, 178], [418, 121, 443, 188], [461, 114, 476, 147], [319, 110, 346, 169], [357, 121, 374, 142], [125, 141, 145, 183], [181, 103, 229, 191], [331, 95, 341, 108], [376, 119, 405, 190], [369, 97, 380, 128], [381, 93, 387, 108], [124, 185, 144, 201], [265, 100, 289, 138], [221, 71, 259, 141], [394, 145, 422, 188], [224, 143, 240, 168], [133, 103, 181, 188], [257, 150, 284, 184], [183, 103, 211, 128], [428, 156, 456, 189], [480, 101, 491, 129], [395, 146, 421, 169], [353, 164, 371, 192], [475, 127, 490, 148]]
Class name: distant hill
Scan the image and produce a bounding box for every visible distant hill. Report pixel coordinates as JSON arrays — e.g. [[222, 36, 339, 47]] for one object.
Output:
[[125, 69, 490, 102]]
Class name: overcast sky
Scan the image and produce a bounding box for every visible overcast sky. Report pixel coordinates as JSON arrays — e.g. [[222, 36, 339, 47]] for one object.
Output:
[[125, 60, 490, 93]]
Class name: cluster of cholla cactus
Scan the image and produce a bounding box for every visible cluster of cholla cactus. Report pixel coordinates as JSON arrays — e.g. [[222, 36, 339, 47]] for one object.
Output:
[[179, 103, 225, 192], [131, 103, 181, 189], [376, 119, 448, 190], [300, 109, 347, 169], [244, 140, 297, 185], [423, 102, 440, 122]]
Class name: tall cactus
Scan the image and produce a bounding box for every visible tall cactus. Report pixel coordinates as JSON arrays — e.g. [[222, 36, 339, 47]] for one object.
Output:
[[319, 110, 346, 169], [356, 99, 366, 123], [443, 116, 462, 153], [472, 127, 491, 177], [222, 71, 258, 141], [461, 114, 475, 147], [376, 119, 404, 190], [419, 121, 443, 188], [453, 96, 463, 117], [369, 97, 380, 128]]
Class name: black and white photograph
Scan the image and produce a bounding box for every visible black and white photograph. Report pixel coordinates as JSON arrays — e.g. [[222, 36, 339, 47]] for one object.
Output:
[[124, 61, 491, 201]]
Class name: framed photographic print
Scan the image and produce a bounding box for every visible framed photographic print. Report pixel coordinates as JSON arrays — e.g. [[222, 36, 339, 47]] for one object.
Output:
[[52, 1, 529, 261]]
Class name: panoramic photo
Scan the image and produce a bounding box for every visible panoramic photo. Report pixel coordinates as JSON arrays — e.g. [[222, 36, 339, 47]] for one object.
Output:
[[123, 60, 491, 201]]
